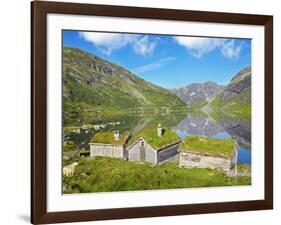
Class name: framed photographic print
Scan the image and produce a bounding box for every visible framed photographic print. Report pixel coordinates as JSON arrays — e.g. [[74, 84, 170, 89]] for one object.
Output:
[[31, 1, 273, 224]]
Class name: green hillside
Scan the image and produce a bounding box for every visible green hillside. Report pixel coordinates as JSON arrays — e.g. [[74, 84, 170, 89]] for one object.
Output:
[[63, 47, 186, 117]]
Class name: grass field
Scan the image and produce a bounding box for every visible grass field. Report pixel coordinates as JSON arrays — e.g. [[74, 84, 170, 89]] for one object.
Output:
[[63, 157, 251, 194]]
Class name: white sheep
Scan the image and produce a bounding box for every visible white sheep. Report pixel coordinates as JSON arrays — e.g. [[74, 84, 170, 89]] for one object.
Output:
[[63, 162, 79, 177]]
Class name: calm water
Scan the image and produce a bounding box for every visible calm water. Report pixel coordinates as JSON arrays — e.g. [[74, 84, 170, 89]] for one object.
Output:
[[64, 110, 251, 165]]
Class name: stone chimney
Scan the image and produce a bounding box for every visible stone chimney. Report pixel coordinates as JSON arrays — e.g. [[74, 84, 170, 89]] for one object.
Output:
[[114, 131, 120, 140], [157, 124, 163, 137]]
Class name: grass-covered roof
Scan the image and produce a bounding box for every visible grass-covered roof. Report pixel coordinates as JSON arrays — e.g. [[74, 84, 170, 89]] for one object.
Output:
[[128, 126, 181, 150], [180, 136, 236, 158], [90, 132, 130, 145]]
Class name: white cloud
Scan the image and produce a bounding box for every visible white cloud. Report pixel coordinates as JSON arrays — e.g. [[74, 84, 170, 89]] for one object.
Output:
[[173, 36, 242, 59], [79, 32, 157, 56], [174, 37, 221, 58], [132, 36, 156, 56], [221, 40, 241, 59], [132, 57, 176, 73], [79, 32, 135, 55]]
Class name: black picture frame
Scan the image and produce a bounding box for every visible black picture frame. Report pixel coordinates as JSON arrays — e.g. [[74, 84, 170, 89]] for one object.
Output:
[[31, 1, 273, 224]]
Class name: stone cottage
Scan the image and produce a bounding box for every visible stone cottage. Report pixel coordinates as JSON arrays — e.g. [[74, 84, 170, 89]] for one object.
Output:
[[179, 136, 238, 175], [126, 124, 181, 164], [89, 131, 130, 159]]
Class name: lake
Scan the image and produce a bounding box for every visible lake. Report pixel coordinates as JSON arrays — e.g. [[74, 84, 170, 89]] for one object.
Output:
[[64, 110, 251, 165]]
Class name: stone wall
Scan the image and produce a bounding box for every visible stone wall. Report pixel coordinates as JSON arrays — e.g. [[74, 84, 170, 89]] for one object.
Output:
[[179, 152, 234, 174], [90, 144, 124, 158]]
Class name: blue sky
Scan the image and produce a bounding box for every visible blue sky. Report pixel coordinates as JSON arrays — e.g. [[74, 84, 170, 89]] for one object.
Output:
[[63, 30, 251, 88]]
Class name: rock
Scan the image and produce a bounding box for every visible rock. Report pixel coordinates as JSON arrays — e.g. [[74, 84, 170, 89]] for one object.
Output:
[[221, 74, 251, 102]]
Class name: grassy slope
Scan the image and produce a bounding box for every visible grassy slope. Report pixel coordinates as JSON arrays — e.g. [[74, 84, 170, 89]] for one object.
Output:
[[180, 136, 235, 158], [63, 157, 250, 193], [210, 91, 251, 120], [63, 47, 186, 121]]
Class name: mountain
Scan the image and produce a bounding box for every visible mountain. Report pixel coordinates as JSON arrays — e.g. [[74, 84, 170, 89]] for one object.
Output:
[[171, 81, 225, 108], [210, 66, 251, 120], [63, 47, 186, 114]]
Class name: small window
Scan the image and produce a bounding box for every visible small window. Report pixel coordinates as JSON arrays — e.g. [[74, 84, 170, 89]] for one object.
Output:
[[140, 140, 145, 147]]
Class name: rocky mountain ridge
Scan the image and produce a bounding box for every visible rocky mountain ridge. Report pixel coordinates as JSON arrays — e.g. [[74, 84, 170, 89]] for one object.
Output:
[[209, 66, 251, 120], [171, 81, 225, 106]]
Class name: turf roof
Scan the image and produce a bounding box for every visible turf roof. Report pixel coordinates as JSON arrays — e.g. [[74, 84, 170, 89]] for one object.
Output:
[[180, 136, 236, 158], [90, 132, 130, 145], [128, 126, 181, 150]]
